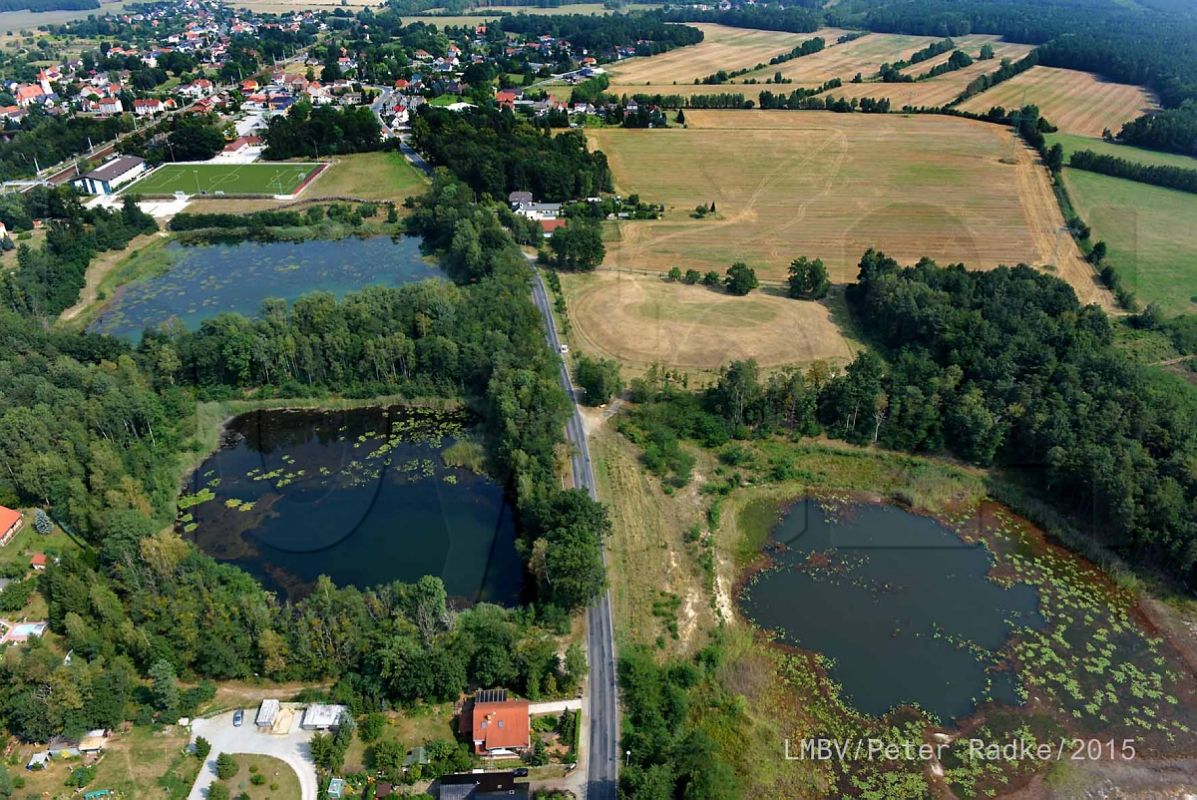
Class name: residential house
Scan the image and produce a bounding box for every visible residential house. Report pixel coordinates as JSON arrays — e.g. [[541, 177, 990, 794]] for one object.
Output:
[[222, 135, 262, 156], [133, 98, 164, 116], [459, 689, 530, 756], [437, 771, 530, 800], [0, 505, 22, 547], [72, 156, 146, 195], [30, 553, 47, 571], [14, 84, 47, 108]]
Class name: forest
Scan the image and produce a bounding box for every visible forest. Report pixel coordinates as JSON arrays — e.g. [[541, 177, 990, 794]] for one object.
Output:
[[0, 0, 94, 10], [494, 11, 704, 56], [1069, 148, 1197, 193], [1117, 101, 1197, 157], [263, 104, 382, 160], [0, 174, 611, 747], [857, 0, 1197, 109], [618, 251, 1197, 586], [662, 5, 821, 34], [411, 107, 612, 202], [0, 187, 158, 316]]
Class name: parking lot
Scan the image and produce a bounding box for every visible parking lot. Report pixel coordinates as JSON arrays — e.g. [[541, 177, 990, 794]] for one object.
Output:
[[188, 708, 318, 800]]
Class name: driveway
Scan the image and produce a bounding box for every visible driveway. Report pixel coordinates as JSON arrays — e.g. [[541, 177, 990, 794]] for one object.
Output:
[[188, 709, 318, 800]]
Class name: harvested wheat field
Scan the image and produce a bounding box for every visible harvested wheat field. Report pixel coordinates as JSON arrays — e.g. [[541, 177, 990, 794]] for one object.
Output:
[[957, 66, 1158, 137], [587, 110, 1112, 307], [737, 32, 949, 85], [562, 270, 860, 373], [817, 40, 1035, 107], [606, 24, 845, 85]]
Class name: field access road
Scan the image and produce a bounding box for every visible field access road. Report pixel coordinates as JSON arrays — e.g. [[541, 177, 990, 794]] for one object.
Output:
[[530, 265, 620, 800], [188, 709, 317, 800]]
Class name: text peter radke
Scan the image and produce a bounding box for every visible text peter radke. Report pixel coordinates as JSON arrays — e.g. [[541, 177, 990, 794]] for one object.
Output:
[[786, 738, 1139, 762]]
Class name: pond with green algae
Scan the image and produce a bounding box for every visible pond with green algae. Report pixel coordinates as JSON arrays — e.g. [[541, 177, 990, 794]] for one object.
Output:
[[89, 235, 439, 340], [181, 405, 523, 604]]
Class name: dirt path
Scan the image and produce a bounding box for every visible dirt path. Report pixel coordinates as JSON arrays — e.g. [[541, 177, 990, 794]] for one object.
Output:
[[58, 231, 165, 323], [1011, 137, 1118, 311]]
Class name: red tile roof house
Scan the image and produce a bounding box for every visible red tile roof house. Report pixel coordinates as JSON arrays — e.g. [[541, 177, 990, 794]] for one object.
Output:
[[459, 689, 530, 756], [133, 98, 164, 116], [0, 506, 22, 547], [30, 553, 47, 571]]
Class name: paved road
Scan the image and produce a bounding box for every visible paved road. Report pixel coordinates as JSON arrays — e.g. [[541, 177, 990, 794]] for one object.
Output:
[[188, 710, 318, 800], [530, 267, 619, 800], [397, 138, 620, 799]]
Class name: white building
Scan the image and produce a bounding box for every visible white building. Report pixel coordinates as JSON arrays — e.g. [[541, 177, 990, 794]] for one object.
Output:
[[255, 698, 280, 728], [301, 704, 347, 730], [72, 156, 145, 195]]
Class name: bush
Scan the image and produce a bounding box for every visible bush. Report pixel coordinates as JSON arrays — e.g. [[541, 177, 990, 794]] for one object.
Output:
[[207, 784, 230, 800], [193, 736, 211, 760], [215, 753, 238, 780], [250, 773, 266, 786]]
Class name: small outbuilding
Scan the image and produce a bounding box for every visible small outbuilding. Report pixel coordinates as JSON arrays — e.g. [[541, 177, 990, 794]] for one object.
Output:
[[301, 704, 347, 730], [255, 698, 280, 728]]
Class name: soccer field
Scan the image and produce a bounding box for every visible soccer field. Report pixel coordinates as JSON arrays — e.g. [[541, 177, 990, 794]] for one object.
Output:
[[124, 163, 325, 196]]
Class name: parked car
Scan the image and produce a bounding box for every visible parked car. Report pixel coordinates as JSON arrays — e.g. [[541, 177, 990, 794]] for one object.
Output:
[[232, 710, 244, 727], [513, 768, 529, 777], [559, 344, 569, 354]]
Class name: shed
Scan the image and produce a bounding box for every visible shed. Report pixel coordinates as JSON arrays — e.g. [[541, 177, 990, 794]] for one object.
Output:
[[79, 729, 108, 753], [327, 777, 345, 798], [301, 704, 347, 730], [26, 751, 49, 770], [255, 698, 280, 728]]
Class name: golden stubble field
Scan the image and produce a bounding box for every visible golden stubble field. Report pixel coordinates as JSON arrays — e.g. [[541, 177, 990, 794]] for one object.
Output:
[[737, 31, 949, 86], [818, 40, 1036, 108], [561, 270, 861, 374], [606, 24, 845, 85], [586, 110, 1112, 308], [958, 66, 1159, 137]]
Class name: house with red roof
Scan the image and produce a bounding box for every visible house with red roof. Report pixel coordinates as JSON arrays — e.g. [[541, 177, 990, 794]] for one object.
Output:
[[133, 98, 164, 115], [0, 506, 21, 547], [459, 689, 530, 756], [30, 553, 47, 571]]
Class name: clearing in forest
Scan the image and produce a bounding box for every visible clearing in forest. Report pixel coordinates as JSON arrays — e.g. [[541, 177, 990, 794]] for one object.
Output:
[[587, 110, 1112, 307], [957, 66, 1158, 137], [605, 24, 842, 85], [561, 270, 860, 374]]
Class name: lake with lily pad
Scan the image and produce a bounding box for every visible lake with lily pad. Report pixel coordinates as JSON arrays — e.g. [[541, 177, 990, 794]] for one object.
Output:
[[89, 235, 440, 340], [740, 499, 1044, 723], [181, 405, 523, 604]]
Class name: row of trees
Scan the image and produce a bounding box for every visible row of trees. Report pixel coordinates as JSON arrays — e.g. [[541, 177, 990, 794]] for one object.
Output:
[[263, 104, 382, 160], [1069, 148, 1197, 193]]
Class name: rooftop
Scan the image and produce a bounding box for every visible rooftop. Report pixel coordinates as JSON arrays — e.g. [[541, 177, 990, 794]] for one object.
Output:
[[81, 156, 145, 183]]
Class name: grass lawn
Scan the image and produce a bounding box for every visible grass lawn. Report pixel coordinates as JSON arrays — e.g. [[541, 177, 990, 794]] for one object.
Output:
[[1046, 132, 1197, 170], [0, 511, 77, 572], [125, 163, 324, 197], [1062, 168, 1197, 314], [12, 725, 194, 800], [310, 151, 428, 202], [216, 754, 300, 800], [340, 704, 457, 773]]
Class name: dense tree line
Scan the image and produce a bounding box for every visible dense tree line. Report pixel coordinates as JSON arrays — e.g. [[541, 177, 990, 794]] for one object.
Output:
[[767, 35, 825, 66], [0, 187, 157, 316], [626, 92, 749, 110], [1116, 101, 1197, 157], [263, 103, 381, 160], [757, 79, 843, 109], [954, 51, 1038, 103], [494, 11, 703, 56], [0, 113, 131, 182], [1069, 149, 1197, 193], [859, 0, 1197, 109], [0, 0, 95, 10], [919, 48, 974, 80], [412, 106, 612, 202], [662, 6, 821, 34]]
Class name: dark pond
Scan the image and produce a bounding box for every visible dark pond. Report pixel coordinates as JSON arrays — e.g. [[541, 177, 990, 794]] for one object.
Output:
[[89, 235, 439, 340], [739, 500, 1044, 723], [182, 406, 523, 605]]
